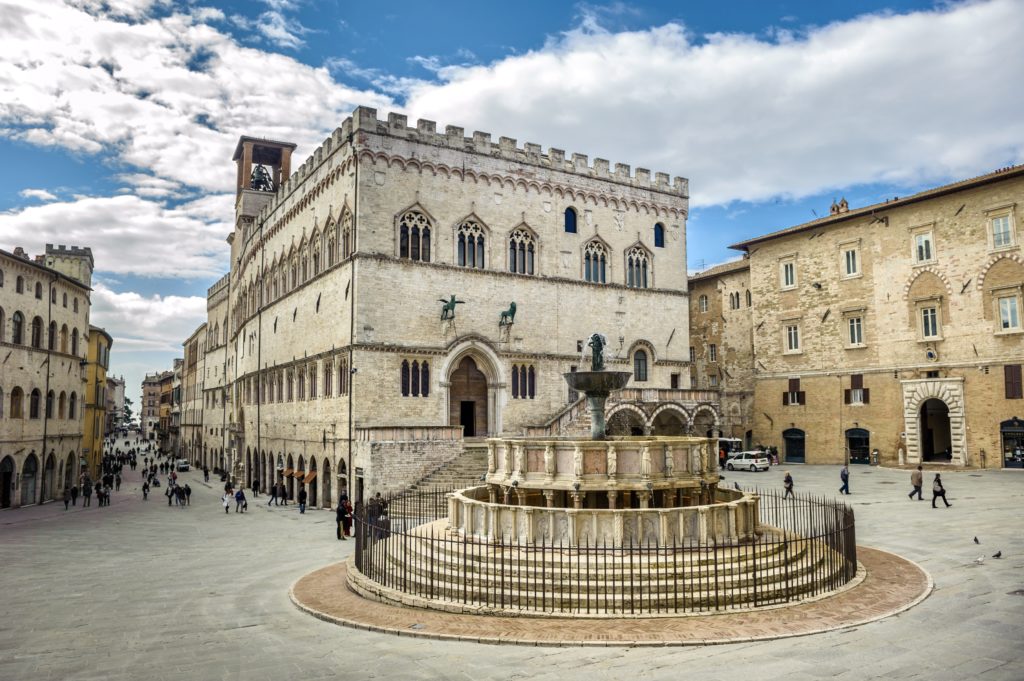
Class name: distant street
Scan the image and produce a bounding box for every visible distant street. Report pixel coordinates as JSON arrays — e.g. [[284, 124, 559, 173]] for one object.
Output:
[[2, 443, 1023, 681]]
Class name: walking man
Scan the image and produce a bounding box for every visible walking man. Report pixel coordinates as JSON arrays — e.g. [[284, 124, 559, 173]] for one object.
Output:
[[70, 484, 79, 506], [298, 485, 307, 514], [908, 465, 923, 500], [251, 480, 259, 498], [279, 482, 288, 506], [184, 483, 192, 505], [142, 480, 149, 500], [63, 487, 71, 510], [267, 482, 278, 506], [82, 481, 92, 507], [783, 471, 794, 499], [932, 474, 951, 508], [839, 465, 850, 495], [114, 474, 121, 491]]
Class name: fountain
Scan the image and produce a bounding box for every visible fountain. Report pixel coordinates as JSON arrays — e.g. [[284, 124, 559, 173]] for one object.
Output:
[[346, 333, 858, 617]]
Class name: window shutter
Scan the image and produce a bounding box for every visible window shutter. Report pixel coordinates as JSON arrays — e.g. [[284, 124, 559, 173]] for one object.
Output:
[[844, 389, 851, 405], [797, 391, 806, 405], [851, 374, 863, 390], [782, 392, 789, 406], [788, 378, 800, 392], [1007, 365, 1023, 399], [863, 388, 870, 404]]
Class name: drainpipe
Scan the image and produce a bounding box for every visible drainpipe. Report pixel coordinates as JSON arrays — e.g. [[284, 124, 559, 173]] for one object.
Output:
[[347, 132, 359, 502]]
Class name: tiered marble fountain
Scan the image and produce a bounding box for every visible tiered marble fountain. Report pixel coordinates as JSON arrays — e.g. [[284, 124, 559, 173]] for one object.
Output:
[[348, 334, 854, 616]]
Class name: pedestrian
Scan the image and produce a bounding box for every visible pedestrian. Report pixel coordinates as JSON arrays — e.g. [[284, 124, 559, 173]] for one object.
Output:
[[82, 481, 92, 507], [298, 486, 307, 514], [783, 471, 794, 499], [184, 484, 191, 506], [176, 486, 186, 507], [222, 492, 231, 514], [203, 466, 209, 483], [235, 488, 245, 513], [63, 486, 71, 510], [115, 474, 121, 491], [908, 465, 923, 500], [251, 480, 259, 498], [94, 481, 103, 506], [102, 484, 111, 507], [70, 484, 79, 506], [932, 474, 951, 508], [342, 498, 353, 537], [279, 482, 288, 506], [166, 484, 174, 506], [267, 482, 278, 507], [839, 465, 850, 495], [336, 502, 347, 540], [142, 480, 150, 500]]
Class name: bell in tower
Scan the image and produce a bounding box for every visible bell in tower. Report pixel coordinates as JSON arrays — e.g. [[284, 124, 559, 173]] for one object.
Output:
[[232, 136, 297, 199]]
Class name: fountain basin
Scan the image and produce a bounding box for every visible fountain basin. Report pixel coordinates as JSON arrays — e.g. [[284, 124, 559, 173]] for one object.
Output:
[[563, 370, 632, 396]]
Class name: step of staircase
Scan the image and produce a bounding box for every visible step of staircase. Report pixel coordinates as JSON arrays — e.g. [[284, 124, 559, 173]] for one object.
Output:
[[406, 443, 489, 492]]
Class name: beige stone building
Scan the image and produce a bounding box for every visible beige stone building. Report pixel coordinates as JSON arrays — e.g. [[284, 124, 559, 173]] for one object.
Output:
[[194, 106, 716, 505], [202, 275, 230, 471], [688, 257, 754, 448], [0, 244, 93, 507], [181, 323, 205, 465], [731, 166, 1024, 468], [141, 374, 160, 441]]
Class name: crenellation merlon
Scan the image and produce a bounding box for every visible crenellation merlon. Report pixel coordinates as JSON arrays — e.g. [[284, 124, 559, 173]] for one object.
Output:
[[257, 105, 688, 225]]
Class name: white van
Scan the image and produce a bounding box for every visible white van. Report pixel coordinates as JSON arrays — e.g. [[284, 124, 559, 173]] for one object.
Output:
[[175, 459, 190, 472]]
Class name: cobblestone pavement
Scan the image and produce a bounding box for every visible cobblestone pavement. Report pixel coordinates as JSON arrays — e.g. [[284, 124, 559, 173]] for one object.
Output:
[[2, 445, 1023, 681]]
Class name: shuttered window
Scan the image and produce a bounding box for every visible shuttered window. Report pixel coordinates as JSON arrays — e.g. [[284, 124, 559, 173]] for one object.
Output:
[[1006, 364, 1023, 400]]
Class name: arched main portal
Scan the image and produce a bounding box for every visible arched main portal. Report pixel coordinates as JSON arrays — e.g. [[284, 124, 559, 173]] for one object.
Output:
[[63, 453, 74, 491], [308, 458, 318, 507], [783, 428, 805, 463], [22, 454, 38, 506], [845, 428, 871, 465], [449, 357, 488, 437], [245, 449, 252, 489], [920, 399, 952, 462], [650, 406, 687, 436], [0, 456, 14, 508]]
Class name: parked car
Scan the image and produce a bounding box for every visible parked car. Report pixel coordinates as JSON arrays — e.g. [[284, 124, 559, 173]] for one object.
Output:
[[726, 451, 770, 472], [175, 459, 190, 472]]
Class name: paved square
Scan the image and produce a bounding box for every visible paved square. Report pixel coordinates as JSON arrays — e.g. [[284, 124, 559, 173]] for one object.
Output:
[[1, 440, 1022, 680]]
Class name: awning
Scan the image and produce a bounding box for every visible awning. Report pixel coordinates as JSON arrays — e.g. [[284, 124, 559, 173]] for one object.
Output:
[[281, 468, 293, 477], [292, 470, 305, 479], [303, 471, 317, 484]]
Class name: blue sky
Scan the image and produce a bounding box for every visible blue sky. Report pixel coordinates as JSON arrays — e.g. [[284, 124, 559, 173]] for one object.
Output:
[[1, 0, 1021, 406]]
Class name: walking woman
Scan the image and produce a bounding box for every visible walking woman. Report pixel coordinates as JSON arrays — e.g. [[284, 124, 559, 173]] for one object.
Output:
[[783, 471, 794, 499], [932, 474, 951, 508]]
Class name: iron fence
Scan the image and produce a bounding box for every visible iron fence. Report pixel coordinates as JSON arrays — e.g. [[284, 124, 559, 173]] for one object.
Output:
[[353, 487, 857, 615]]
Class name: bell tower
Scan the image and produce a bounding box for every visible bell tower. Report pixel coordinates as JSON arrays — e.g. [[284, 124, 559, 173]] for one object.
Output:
[[231, 136, 297, 246]]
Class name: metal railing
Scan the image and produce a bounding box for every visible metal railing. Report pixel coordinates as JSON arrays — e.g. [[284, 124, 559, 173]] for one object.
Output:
[[353, 488, 856, 615]]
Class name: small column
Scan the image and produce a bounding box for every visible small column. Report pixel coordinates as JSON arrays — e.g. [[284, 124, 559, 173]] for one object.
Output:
[[524, 508, 535, 544], [515, 488, 528, 507], [607, 490, 618, 509], [503, 486, 512, 505], [447, 495, 458, 531], [613, 513, 625, 546], [543, 489, 556, 508], [638, 490, 651, 509], [571, 492, 583, 509], [658, 511, 670, 548], [567, 510, 578, 547], [487, 505, 498, 543], [487, 484, 498, 504], [698, 506, 708, 544]]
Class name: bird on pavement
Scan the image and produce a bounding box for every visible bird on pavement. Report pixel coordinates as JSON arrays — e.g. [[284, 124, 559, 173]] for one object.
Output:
[[992, 551, 1002, 559], [974, 536, 980, 544], [734, 482, 741, 491], [974, 555, 985, 565]]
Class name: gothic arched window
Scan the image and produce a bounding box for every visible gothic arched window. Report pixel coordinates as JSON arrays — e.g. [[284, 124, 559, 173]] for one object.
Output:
[[30, 389, 41, 419], [69, 392, 77, 419], [457, 219, 486, 269], [411, 360, 420, 397], [71, 328, 78, 356], [31, 316, 43, 348], [508, 228, 536, 275], [398, 210, 431, 262], [654, 223, 665, 248], [401, 360, 410, 396], [626, 246, 650, 289], [633, 350, 648, 382], [12, 311, 24, 344], [34, 282, 42, 299], [341, 211, 354, 259], [583, 241, 608, 284], [48, 321, 56, 350], [420, 361, 430, 397], [564, 207, 578, 233]]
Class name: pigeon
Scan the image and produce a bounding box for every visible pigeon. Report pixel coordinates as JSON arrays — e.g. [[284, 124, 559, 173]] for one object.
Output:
[[992, 551, 1002, 559], [734, 482, 741, 491], [974, 536, 980, 544], [974, 555, 985, 565]]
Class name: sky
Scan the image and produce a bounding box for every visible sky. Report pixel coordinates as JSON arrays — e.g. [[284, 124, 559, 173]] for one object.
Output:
[[1, 0, 1022, 409]]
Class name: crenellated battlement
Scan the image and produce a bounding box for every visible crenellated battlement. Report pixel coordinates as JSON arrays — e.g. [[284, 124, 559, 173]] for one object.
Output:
[[45, 243, 94, 266], [207, 272, 230, 298], [253, 106, 688, 227]]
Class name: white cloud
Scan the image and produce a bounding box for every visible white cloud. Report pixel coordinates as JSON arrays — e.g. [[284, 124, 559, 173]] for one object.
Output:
[[0, 0, 393, 195], [401, 0, 1024, 206], [91, 281, 207, 353], [18, 188, 58, 201], [0, 194, 232, 278]]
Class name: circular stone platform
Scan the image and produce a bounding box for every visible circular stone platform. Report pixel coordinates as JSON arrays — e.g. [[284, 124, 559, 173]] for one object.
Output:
[[290, 546, 931, 647]]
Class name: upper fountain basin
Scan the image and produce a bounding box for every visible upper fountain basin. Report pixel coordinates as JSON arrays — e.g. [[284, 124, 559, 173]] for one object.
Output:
[[563, 371, 632, 396]]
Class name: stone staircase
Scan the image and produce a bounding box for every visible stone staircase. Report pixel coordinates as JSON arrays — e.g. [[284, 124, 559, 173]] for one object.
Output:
[[355, 521, 851, 615], [406, 439, 489, 492]]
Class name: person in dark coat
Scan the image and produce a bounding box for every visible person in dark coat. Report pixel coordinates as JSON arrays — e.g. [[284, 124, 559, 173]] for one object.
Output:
[[298, 486, 307, 514], [336, 503, 347, 540], [142, 481, 150, 500], [783, 471, 794, 499], [932, 474, 951, 508], [267, 482, 278, 506], [62, 487, 71, 510], [70, 484, 79, 506], [184, 484, 191, 505]]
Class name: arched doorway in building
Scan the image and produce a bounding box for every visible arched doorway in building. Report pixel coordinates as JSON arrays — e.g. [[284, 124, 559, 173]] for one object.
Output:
[[691, 407, 717, 438], [607, 407, 645, 436], [245, 449, 252, 489], [448, 356, 488, 437], [22, 453, 38, 506], [322, 458, 332, 508], [846, 428, 871, 465], [650, 407, 687, 436], [783, 428, 805, 463], [1, 456, 14, 508], [308, 458, 317, 507], [42, 453, 56, 502], [1001, 417, 1024, 468], [920, 399, 952, 462], [64, 453, 74, 491], [286, 454, 295, 500]]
